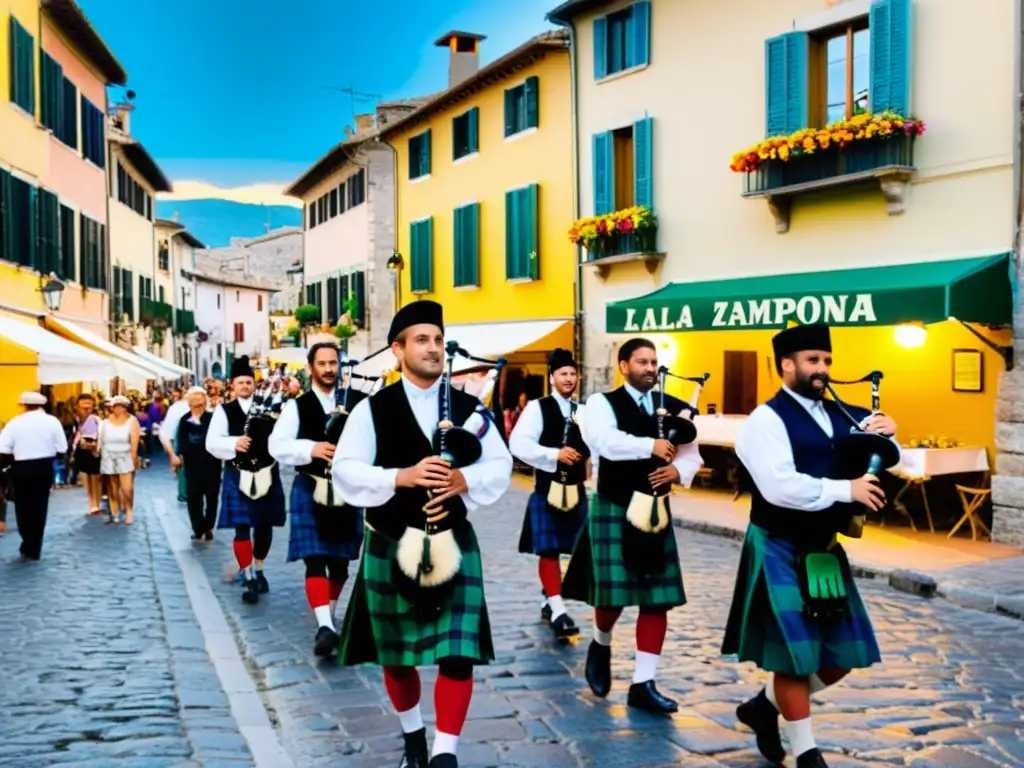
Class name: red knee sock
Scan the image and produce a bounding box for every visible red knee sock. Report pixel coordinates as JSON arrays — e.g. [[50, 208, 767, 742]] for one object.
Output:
[[434, 673, 473, 736], [594, 607, 623, 633], [305, 576, 331, 610], [538, 557, 562, 597], [383, 667, 421, 712], [232, 539, 253, 571], [636, 610, 668, 655], [329, 578, 346, 602]]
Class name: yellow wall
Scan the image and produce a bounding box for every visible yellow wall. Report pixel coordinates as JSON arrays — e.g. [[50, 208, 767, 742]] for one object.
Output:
[[391, 49, 575, 325], [1, 2, 46, 179]]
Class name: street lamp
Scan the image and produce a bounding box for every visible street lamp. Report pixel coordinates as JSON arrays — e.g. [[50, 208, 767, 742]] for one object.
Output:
[[39, 273, 65, 313]]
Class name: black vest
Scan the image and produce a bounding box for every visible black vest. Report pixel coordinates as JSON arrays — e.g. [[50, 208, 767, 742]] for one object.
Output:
[[177, 411, 215, 464], [294, 387, 369, 475], [367, 380, 482, 540], [223, 398, 273, 464], [596, 386, 686, 508], [534, 396, 590, 497]]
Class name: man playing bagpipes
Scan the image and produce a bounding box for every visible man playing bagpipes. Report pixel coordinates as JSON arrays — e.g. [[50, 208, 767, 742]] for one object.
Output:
[[269, 342, 367, 657], [561, 337, 704, 714], [723, 323, 899, 768], [205, 355, 287, 605], [508, 347, 591, 642], [332, 300, 513, 768]]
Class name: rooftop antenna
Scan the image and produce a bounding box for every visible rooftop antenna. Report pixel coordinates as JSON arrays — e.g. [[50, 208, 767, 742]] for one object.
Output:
[[322, 85, 383, 135]]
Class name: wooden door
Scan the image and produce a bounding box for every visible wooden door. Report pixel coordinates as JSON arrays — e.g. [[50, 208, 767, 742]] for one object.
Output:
[[723, 351, 758, 415]]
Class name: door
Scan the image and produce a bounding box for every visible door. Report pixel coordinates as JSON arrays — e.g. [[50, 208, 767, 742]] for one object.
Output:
[[723, 351, 758, 415]]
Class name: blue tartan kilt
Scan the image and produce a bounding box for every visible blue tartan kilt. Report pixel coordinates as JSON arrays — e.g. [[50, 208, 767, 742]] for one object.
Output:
[[518, 490, 588, 556], [287, 473, 364, 562], [217, 464, 287, 529]]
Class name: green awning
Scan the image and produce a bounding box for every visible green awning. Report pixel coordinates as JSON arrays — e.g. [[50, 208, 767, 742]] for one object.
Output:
[[606, 253, 1014, 333]]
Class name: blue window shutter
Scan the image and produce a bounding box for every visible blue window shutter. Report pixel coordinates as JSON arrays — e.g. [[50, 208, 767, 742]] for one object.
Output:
[[592, 132, 614, 215], [503, 88, 515, 137], [764, 32, 808, 136], [422, 130, 431, 175], [468, 107, 479, 153], [525, 185, 539, 280], [633, 116, 653, 209], [631, 1, 651, 68], [525, 76, 539, 129], [593, 16, 608, 79], [870, 0, 912, 115]]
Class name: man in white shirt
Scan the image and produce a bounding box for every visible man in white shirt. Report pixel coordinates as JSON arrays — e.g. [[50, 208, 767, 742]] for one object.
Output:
[[508, 348, 590, 642], [268, 342, 367, 657], [332, 300, 512, 768], [561, 338, 703, 715], [160, 396, 191, 503], [722, 323, 898, 768], [0, 392, 68, 561]]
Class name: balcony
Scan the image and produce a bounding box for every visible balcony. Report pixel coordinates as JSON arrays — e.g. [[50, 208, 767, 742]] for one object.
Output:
[[175, 309, 196, 335], [580, 223, 664, 281], [741, 135, 916, 233], [140, 298, 174, 329]]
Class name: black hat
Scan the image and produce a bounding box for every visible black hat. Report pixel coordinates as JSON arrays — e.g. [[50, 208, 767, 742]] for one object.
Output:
[[388, 300, 444, 345], [230, 355, 254, 380], [548, 348, 577, 374], [772, 324, 831, 373]]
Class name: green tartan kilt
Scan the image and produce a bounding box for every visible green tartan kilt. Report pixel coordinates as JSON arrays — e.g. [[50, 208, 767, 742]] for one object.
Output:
[[561, 492, 686, 610], [338, 524, 494, 668], [721, 524, 881, 676]]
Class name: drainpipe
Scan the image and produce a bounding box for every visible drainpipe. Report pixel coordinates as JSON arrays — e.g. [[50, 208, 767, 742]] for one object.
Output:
[[373, 135, 402, 317]]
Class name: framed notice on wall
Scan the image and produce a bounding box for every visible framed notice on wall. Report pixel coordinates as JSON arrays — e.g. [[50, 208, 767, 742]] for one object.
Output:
[[952, 349, 984, 392]]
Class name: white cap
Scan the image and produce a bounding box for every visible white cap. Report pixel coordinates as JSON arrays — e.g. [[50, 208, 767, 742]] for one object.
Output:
[[19, 392, 47, 406], [108, 395, 131, 406]]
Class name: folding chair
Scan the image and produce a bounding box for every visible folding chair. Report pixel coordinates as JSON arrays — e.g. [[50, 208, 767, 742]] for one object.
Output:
[[950, 475, 992, 541]]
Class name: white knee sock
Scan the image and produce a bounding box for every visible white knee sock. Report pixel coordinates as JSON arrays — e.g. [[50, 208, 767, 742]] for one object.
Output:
[[783, 717, 816, 758], [431, 731, 459, 757], [547, 595, 567, 621], [313, 605, 335, 631], [396, 704, 423, 734], [593, 626, 612, 646], [631, 651, 660, 684]]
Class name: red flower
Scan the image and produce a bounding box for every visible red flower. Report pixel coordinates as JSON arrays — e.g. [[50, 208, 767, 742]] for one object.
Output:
[[617, 217, 634, 234], [597, 220, 607, 234]]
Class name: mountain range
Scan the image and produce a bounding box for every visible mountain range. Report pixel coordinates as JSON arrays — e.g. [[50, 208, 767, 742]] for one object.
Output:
[[155, 199, 303, 248]]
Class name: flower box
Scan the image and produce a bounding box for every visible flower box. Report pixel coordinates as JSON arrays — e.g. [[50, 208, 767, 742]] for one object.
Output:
[[569, 206, 663, 279]]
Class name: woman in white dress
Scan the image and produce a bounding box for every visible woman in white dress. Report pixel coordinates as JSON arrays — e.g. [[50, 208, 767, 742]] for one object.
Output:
[[98, 395, 140, 525]]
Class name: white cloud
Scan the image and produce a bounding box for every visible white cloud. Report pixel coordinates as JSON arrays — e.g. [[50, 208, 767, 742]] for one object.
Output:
[[159, 181, 303, 208]]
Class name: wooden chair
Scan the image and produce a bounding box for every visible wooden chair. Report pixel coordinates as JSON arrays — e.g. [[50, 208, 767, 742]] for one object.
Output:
[[950, 476, 992, 541]]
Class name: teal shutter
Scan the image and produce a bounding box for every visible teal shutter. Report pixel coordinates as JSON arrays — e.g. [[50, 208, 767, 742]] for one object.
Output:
[[468, 107, 479, 153], [467, 203, 480, 285], [631, 1, 651, 68], [422, 217, 433, 291], [593, 17, 608, 79], [504, 190, 518, 278], [411, 219, 433, 292], [27, 185, 38, 270], [523, 185, 539, 280], [870, 0, 912, 115], [453, 204, 480, 287], [764, 32, 809, 136], [592, 132, 614, 215], [525, 76, 539, 129], [453, 208, 464, 286], [504, 88, 515, 137], [422, 129, 432, 175], [0, 170, 10, 261], [633, 117, 653, 209], [36, 189, 58, 274]]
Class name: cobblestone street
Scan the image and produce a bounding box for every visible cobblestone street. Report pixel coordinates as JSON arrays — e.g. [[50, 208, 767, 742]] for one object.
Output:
[[2, 464, 1024, 767]]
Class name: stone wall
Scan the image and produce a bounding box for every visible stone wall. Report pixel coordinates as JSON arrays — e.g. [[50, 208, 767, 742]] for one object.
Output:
[[581, 319, 615, 399], [993, 306, 1024, 547], [365, 141, 397, 353]]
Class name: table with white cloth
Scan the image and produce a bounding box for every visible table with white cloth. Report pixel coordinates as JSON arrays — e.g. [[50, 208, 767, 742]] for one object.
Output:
[[691, 415, 747, 495], [887, 447, 990, 532]]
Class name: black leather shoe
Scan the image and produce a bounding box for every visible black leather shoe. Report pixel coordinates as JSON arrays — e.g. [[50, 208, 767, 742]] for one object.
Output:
[[551, 613, 579, 641], [736, 689, 785, 764], [796, 748, 829, 768], [428, 754, 457, 768], [540, 603, 552, 623], [627, 680, 678, 714], [242, 579, 260, 605], [584, 640, 611, 697], [255, 571, 270, 594], [314, 626, 340, 657], [398, 728, 428, 767]]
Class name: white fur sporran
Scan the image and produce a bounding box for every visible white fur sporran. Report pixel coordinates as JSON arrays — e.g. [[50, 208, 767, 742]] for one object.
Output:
[[239, 464, 274, 500], [396, 528, 462, 588], [312, 475, 345, 507], [625, 491, 671, 533], [547, 481, 580, 512]]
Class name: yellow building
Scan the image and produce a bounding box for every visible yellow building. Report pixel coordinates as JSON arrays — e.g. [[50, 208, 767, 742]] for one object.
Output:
[[381, 30, 575, 401]]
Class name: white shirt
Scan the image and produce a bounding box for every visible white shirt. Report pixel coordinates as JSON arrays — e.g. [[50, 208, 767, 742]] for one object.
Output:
[[735, 386, 902, 511], [332, 375, 513, 512], [159, 399, 190, 452], [584, 385, 703, 487], [509, 392, 592, 475], [205, 397, 254, 462], [269, 386, 334, 466], [0, 410, 68, 461]]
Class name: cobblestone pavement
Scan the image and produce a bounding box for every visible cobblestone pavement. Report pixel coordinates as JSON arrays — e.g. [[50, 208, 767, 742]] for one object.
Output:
[[0, 474, 254, 768], [171, 467, 1024, 768]]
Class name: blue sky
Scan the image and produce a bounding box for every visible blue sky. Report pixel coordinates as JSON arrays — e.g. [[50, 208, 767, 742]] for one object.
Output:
[[78, 0, 558, 192]]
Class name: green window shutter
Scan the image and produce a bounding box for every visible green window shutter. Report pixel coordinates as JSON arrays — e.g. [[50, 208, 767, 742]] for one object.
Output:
[[27, 185, 38, 270], [592, 132, 614, 215], [454, 204, 480, 288], [504, 189, 518, 278], [59, 204, 75, 281], [11, 21, 35, 115], [467, 203, 480, 286], [524, 76, 539, 129], [631, 1, 651, 68], [503, 88, 515, 137], [593, 17, 609, 79], [523, 185, 539, 280], [764, 32, 808, 136], [423, 217, 433, 291], [0, 170, 10, 261], [411, 219, 434, 292], [422, 129, 432, 175], [408, 136, 418, 178], [453, 207, 464, 287], [633, 116, 653, 209], [7, 17, 14, 108], [468, 107, 479, 153], [870, 0, 913, 115], [36, 189, 58, 274]]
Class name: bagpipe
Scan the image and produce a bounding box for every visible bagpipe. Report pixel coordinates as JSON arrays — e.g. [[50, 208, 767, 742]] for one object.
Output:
[[622, 367, 710, 579], [546, 399, 585, 513], [233, 380, 278, 500], [392, 340, 506, 620]]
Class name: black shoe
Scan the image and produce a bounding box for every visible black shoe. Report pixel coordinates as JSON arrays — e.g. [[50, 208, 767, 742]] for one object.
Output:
[[584, 640, 611, 698], [398, 728, 428, 767], [203, 530, 214, 542], [314, 626, 340, 657], [796, 748, 829, 768], [428, 755, 457, 768], [736, 689, 785, 764], [242, 579, 260, 605], [540, 603, 552, 623], [627, 680, 678, 714], [255, 571, 270, 594], [551, 613, 579, 641]]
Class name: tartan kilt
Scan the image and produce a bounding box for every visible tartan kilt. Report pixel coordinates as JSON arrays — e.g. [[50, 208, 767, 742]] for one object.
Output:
[[518, 489, 588, 556], [286, 474, 364, 562], [338, 523, 494, 668], [721, 524, 881, 676], [217, 464, 287, 529], [561, 492, 686, 610]]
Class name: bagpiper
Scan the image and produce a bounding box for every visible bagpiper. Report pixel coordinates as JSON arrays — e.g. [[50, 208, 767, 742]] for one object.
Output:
[[332, 300, 513, 768], [508, 347, 590, 642]]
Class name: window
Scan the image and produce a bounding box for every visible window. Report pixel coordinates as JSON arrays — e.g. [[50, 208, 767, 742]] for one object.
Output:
[[326, 277, 339, 326], [233, 322, 245, 343], [78, 213, 105, 289], [503, 78, 539, 137], [347, 168, 366, 208], [58, 204, 75, 281], [158, 285, 165, 303], [408, 130, 432, 180], [236, 290, 240, 302], [329, 188, 339, 217], [3, 173, 36, 267], [765, 0, 911, 136], [452, 108, 479, 160], [40, 52, 61, 134], [592, 116, 653, 214], [80, 96, 105, 167], [505, 185, 539, 281], [36, 188, 59, 275], [8, 17, 35, 115], [112, 266, 134, 321], [308, 203, 316, 229], [593, 2, 651, 80], [116, 161, 151, 218], [216, 293, 221, 308], [139, 275, 153, 300], [158, 240, 169, 272], [351, 270, 366, 328], [257, 294, 263, 311], [453, 203, 480, 288], [409, 217, 434, 293]]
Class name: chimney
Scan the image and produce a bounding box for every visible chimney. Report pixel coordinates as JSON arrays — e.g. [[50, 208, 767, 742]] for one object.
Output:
[[344, 125, 355, 139], [434, 31, 486, 87], [111, 101, 134, 135], [355, 113, 375, 136]]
